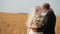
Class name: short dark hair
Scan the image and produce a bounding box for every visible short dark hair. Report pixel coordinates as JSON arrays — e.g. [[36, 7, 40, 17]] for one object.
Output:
[[43, 3, 50, 9]]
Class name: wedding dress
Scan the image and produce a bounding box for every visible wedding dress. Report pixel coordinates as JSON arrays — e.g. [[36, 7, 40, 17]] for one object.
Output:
[[28, 13, 44, 34]]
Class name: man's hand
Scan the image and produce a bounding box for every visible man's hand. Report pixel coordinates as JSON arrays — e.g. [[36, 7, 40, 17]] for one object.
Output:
[[28, 25, 38, 32], [28, 25, 38, 29], [32, 28, 37, 32]]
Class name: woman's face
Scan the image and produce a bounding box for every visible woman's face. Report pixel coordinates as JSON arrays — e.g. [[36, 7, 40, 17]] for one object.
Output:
[[35, 6, 42, 14], [37, 6, 42, 11]]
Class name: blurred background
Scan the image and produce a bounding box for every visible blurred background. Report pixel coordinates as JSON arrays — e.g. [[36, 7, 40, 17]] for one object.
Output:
[[0, 0, 60, 16], [0, 0, 60, 34]]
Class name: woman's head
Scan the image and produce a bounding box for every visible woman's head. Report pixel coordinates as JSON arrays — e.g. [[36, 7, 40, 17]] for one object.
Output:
[[35, 6, 42, 14], [35, 6, 42, 11]]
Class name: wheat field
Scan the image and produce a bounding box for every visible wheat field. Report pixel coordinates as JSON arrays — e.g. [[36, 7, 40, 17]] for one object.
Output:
[[0, 12, 60, 34]]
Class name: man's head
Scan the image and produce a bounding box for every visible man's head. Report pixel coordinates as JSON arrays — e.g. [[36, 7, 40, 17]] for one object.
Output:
[[42, 3, 50, 11]]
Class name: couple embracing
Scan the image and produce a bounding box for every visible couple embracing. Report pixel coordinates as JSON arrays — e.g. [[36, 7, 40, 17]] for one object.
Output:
[[26, 3, 56, 34]]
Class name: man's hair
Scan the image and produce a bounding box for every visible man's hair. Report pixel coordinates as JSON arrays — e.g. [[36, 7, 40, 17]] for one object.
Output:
[[43, 3, 50, 9]]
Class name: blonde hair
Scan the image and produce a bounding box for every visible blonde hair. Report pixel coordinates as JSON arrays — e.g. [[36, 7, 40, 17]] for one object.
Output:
[[26, 6, 42, 26]]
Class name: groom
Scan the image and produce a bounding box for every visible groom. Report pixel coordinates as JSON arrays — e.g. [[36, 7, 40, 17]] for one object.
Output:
[[37, 3, 56, 34]]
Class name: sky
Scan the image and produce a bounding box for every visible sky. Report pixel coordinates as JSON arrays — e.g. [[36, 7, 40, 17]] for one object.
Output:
[[0, 0, 60, 16]]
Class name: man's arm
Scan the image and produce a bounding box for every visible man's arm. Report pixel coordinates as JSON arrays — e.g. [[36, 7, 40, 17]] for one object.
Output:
[[37, 11, 55, 32]]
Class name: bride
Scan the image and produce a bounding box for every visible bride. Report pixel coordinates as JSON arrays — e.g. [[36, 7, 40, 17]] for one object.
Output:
[[26, 6, 43, 34]]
